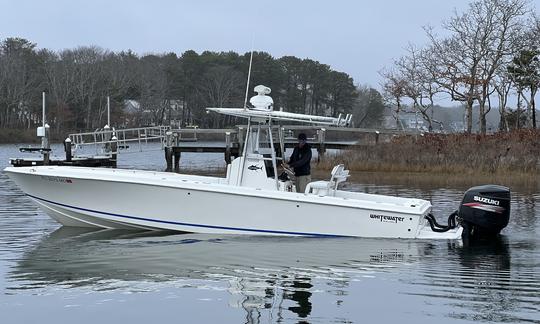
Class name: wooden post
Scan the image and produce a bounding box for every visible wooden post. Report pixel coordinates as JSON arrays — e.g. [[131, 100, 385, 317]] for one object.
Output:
[[165, 131, 173, 172], [64, 137, 72, 162], [103, 124, 111, 154], [173, 149, 181, 173], [317, 128, 326, 163], [172, 132, 180, 172], [43, 124, 50, 165], [237, 126, 244, 155], [375, 131, 380, 145], [165, 148, 172, 172], [111, 134, 118, 168], [225, 132, 231, 164], [173, 132, 179, 147]]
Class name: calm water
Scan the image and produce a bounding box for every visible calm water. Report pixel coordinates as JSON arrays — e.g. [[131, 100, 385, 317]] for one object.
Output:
[[1, 144, 539, 324]]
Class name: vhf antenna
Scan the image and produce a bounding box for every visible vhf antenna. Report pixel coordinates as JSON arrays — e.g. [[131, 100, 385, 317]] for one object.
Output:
[[243, 37, 254, 111]]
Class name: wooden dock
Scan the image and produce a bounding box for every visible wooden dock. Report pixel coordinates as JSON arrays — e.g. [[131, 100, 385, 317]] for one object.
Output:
[[10, 125, 412, 171], [9, 156, 116, 168], [161, 125, 406, 172]]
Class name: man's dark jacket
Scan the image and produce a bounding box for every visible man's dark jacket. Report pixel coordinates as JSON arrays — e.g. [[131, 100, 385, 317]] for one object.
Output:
[[288, 143, 312, 176]]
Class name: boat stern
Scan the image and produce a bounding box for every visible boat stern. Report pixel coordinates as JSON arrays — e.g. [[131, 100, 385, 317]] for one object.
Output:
[[416, 223, 463, 239]]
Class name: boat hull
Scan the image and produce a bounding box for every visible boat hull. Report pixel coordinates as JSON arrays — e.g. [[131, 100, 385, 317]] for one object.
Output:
[[4, 166, 462, 239]]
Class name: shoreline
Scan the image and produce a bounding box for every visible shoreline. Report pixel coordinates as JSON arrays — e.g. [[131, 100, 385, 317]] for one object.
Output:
[[314, 170, 539, 192], [0, 128, 71, 144], [0, 129, 40, 144], [317, 130, 540, 178]]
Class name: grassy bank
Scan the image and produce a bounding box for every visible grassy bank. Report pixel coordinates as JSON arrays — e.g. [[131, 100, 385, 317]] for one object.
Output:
[[0, 128, 41, 144], [317, 130, 540, 176], [0, 128, 78, 144]]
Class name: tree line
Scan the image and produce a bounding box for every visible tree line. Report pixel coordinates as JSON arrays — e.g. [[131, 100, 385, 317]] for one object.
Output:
[[380, 0, 539, 134], [0, 38, 386, 133]]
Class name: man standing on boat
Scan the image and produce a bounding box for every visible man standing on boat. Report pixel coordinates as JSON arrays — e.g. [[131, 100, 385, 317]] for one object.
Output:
[[284, 133, 312, 193]]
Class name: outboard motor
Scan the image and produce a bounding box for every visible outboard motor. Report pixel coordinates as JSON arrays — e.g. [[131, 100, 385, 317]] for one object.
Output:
[[458, 185, 511, 240]]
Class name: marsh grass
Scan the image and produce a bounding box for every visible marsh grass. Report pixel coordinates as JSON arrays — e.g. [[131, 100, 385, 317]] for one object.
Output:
[[317, 130, 540, 176]]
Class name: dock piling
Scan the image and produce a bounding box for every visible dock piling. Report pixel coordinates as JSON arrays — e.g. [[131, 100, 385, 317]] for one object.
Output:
[[42, 124, 50, 165], [111, 134, 118, 167], [173, 133, 181, 172], [165, 131, 173, 172], [237, 126, 245, 154], [173, 150, 181, 173], [103, 125, 111, 154], [225, 132, 232, 164], [165, 148, 173, 172], [64, 137, 72, 162], [316, 128, 326, 162]]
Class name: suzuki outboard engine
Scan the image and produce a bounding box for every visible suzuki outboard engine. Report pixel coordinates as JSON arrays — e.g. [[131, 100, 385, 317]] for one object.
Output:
[[458, 185, 511, 240]]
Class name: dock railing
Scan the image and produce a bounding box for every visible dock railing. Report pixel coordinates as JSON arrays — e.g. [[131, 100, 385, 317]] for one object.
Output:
[[68, 125, 170, 156], [60, 124, 416, 170], [67, 124, 410, 159]]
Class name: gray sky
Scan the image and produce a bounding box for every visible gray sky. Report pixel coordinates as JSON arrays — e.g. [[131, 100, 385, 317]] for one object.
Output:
[[1, 0, 538, 92]]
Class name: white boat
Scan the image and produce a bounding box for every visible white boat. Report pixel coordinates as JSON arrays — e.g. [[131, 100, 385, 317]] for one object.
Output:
[[4, 85, 511, 240]]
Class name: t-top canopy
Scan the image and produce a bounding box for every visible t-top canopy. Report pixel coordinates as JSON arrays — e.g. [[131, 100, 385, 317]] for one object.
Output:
[[207, 85, 352, 127]]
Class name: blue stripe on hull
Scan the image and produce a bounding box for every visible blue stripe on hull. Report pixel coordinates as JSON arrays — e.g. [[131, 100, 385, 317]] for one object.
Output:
[[27, 194, 345, 238]]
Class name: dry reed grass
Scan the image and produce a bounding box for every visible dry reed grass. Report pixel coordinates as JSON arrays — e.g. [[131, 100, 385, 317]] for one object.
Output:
[[317, 130, 540, 176]]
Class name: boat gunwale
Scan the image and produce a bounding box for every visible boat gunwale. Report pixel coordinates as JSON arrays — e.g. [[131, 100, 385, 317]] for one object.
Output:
[[4, 166, 431, 216]]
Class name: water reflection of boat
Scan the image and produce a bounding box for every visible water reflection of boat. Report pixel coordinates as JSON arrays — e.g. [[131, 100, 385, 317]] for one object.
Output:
[[12, 228, 427, 321], [405, 236, 524, 323], [459, 236, 511, 271], [14, 228, 426, 283], [13, 229, 534, 323]]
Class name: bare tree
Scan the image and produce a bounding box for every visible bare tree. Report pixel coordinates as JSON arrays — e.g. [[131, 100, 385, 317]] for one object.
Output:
[[395, 45, 442, 131], [42, 49, 78, 132], [476, 0, 529, 134], [136, 55, 170, 126], [197, 65, 243, 128], [379, 67, 406, 129], [98, 51, 139, 126], [425, 30, 481, 133], [425, 0, 529, 134], [492, 70, 513, 131], [63, 46, 109, 129], [0, 38, 43, 129]]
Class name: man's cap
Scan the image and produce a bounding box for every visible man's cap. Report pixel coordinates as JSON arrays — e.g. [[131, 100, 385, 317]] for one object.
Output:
[[298, 133, 307, 141]]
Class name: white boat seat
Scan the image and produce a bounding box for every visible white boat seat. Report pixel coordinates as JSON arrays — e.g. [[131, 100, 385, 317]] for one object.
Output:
[[305, 164, 350, 196]]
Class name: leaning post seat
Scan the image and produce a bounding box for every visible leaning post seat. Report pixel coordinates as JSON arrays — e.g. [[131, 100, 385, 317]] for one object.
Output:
[[305, 164, 350, 196]]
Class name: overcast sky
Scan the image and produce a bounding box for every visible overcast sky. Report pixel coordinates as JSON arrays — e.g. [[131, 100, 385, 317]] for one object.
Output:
[[1, 0, 539, 93]]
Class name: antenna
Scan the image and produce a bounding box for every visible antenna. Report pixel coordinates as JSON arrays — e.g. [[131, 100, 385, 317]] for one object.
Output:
[[107, 96, 110, 126], [243, 38, 254, 111]]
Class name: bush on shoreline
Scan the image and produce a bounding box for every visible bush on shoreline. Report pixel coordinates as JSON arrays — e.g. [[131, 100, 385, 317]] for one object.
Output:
[[0, 128, 79, 144], [318, 130, 540, 175], [0, 128, 41, 144]]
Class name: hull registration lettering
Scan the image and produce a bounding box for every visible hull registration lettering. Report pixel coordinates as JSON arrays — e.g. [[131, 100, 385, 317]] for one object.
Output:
[[40, 176, 73, 184]]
